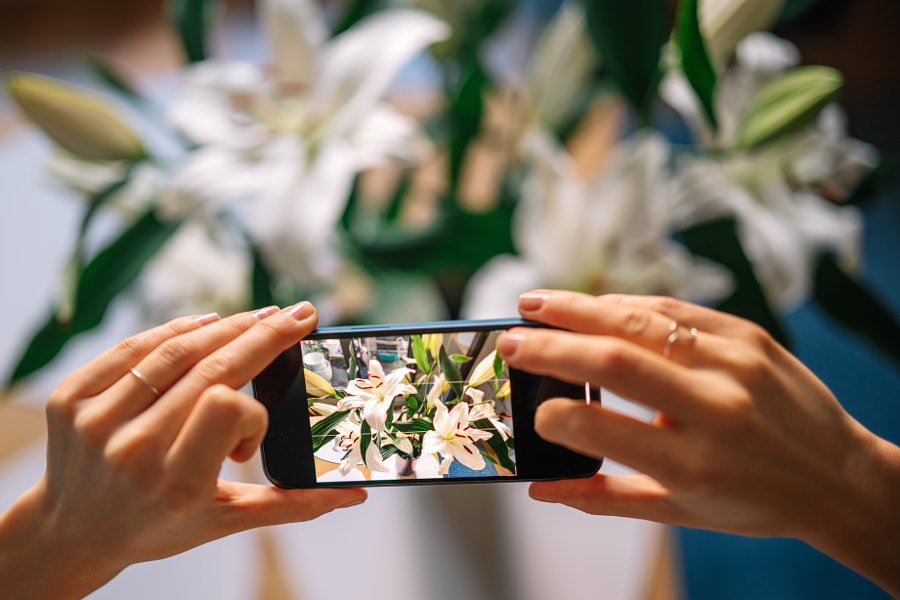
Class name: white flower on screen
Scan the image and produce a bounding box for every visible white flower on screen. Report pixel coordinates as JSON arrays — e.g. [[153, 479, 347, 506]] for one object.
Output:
[[162, 0, 450, 286], [333, 413, 389, 476], [422, 399, 495, 475], [337, 359, 416, 433]]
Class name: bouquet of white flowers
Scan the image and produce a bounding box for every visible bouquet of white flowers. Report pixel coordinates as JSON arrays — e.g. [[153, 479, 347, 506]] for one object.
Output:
[[4, 0, 899, 387]]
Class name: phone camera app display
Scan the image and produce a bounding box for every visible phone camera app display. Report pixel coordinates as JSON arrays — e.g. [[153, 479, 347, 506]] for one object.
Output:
[[301, 330, 516, 483]]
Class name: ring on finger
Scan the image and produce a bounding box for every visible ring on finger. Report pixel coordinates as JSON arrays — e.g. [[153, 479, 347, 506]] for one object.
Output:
[[130, 367, 162, 398], [663, 320, 698, 359]]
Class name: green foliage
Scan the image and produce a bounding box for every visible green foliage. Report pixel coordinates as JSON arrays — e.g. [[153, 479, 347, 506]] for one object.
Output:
[[473, 418, 516, 472], [676, 0, 718, 132], [584, 0, 667, 126], [7, 210, 181, 386], [735, 66, 842, 149], [310, 409, 351, 452], [411, 335, 432, 375], [168, 0, 218, 63], [813, 254, 900, 367], [439, 346, 464, 401], [680, 217, 790, 347]]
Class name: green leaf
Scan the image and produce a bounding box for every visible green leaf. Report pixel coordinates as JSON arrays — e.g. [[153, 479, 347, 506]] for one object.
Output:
[[448, 64, 489, 187], [450, 354, 473, 363], [84, 53, 141, 101], [679, 217, 790, 347], [250, 243, 275, 309], [584, 0, 667, 125], [813, 253, 900, 367], [735, 65, 842, 150], [392, 418, 434, 434], [332, 0, 382, 36], [474, 418, 516, 473], [677, 0, 718, 131], [6, 210, 181, 387], [310, 409, 351, 452], [439, 346, 464, 400], [58, 168, 137, 321], [380, 444, 399, 461], [359, 420, 372, 467], [411, 335, 431, 374], [492, 349, 503, 380], [168, 0, 218, 63]]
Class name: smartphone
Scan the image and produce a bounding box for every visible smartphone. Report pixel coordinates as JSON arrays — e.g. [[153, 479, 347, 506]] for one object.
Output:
[[253, 318, 602, 488]]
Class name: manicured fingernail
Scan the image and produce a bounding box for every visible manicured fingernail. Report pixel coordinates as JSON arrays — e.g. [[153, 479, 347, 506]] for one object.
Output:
[[194, 312, 219, 326], [520, 291, 549, 312], [287, 301, 314, 321], [253, 306, 278, 320], [497, 332, 523, 359]]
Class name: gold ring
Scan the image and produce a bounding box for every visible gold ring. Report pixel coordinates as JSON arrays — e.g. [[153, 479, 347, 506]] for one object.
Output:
[[663, 321, 698, 359], [130, 367, 162, 397]]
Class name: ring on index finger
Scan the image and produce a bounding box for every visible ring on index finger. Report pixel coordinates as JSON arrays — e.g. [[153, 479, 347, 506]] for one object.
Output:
[[663, 321, 698, 359]]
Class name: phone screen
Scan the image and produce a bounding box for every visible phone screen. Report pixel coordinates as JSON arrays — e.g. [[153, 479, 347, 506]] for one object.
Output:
[[255, 318, 601, 488], [302, 329, 516, 483]]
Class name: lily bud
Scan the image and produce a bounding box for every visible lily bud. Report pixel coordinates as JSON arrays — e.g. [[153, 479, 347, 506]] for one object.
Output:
[[467, 350, 498, 389], [6, 73, 145, 161], [735, 65, 843, 150], [700, 0, 785, 65], [305, 368, 337, 399]]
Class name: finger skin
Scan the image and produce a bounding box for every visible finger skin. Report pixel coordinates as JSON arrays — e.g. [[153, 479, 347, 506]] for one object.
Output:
[[163, 386, 269, 514], [534, 398, 685, 478], [498, 326, 714, 420], [114, 302, 318, 456], [77, 310, 274, 434], [52, 314, 217, 402]]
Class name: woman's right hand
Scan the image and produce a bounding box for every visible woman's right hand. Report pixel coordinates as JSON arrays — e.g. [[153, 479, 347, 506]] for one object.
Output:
[[497, 290, 900, 597]]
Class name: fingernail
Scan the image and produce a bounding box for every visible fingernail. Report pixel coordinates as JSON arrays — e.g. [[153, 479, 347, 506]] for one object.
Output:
[[194, 312, 219, 326], [287, 301, 314, 321], [520, 291, 549, 312], [253, 306, 279, 320], [497, 332, 523, 359]]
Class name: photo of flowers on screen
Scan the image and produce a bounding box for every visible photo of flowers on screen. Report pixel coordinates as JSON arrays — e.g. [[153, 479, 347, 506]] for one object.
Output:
[[300, 330, 515, 482]]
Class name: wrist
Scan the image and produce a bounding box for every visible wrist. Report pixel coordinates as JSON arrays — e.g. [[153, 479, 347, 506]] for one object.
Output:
[[803, 424, 900, 597], [0, 478, 123, 600]]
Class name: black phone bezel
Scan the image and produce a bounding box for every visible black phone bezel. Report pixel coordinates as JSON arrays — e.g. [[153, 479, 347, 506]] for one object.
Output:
[[253, 318, 602, 488]]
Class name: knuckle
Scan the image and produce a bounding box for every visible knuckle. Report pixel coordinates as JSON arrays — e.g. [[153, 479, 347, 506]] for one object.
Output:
[[199, 385, 247, 421], [194, 352, 235, 384], [111, 334, 155, 364], [620, 308, 652, 337], [154, 338, 197, 370], [46, 387, 79, 424], [589, 342, 633, 375]]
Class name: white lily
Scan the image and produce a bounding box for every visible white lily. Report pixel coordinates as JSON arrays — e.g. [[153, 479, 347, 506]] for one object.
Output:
[[462, 130, 730, 319], [467, 394, 512, 442], [140, 221, 249, 320], [337, 359, 416, 432], [163, 1, 450, 287], [422, 399, 494, 474], [663, 33, 876, 310], [425, 372, 449, 410], [304, 368, 337, 399], [333, 413, 389, 476]]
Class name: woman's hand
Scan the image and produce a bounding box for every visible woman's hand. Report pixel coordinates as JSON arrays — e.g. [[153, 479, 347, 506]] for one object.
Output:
[[497, 290, 900, 596], [0, 302, 366, 600]]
